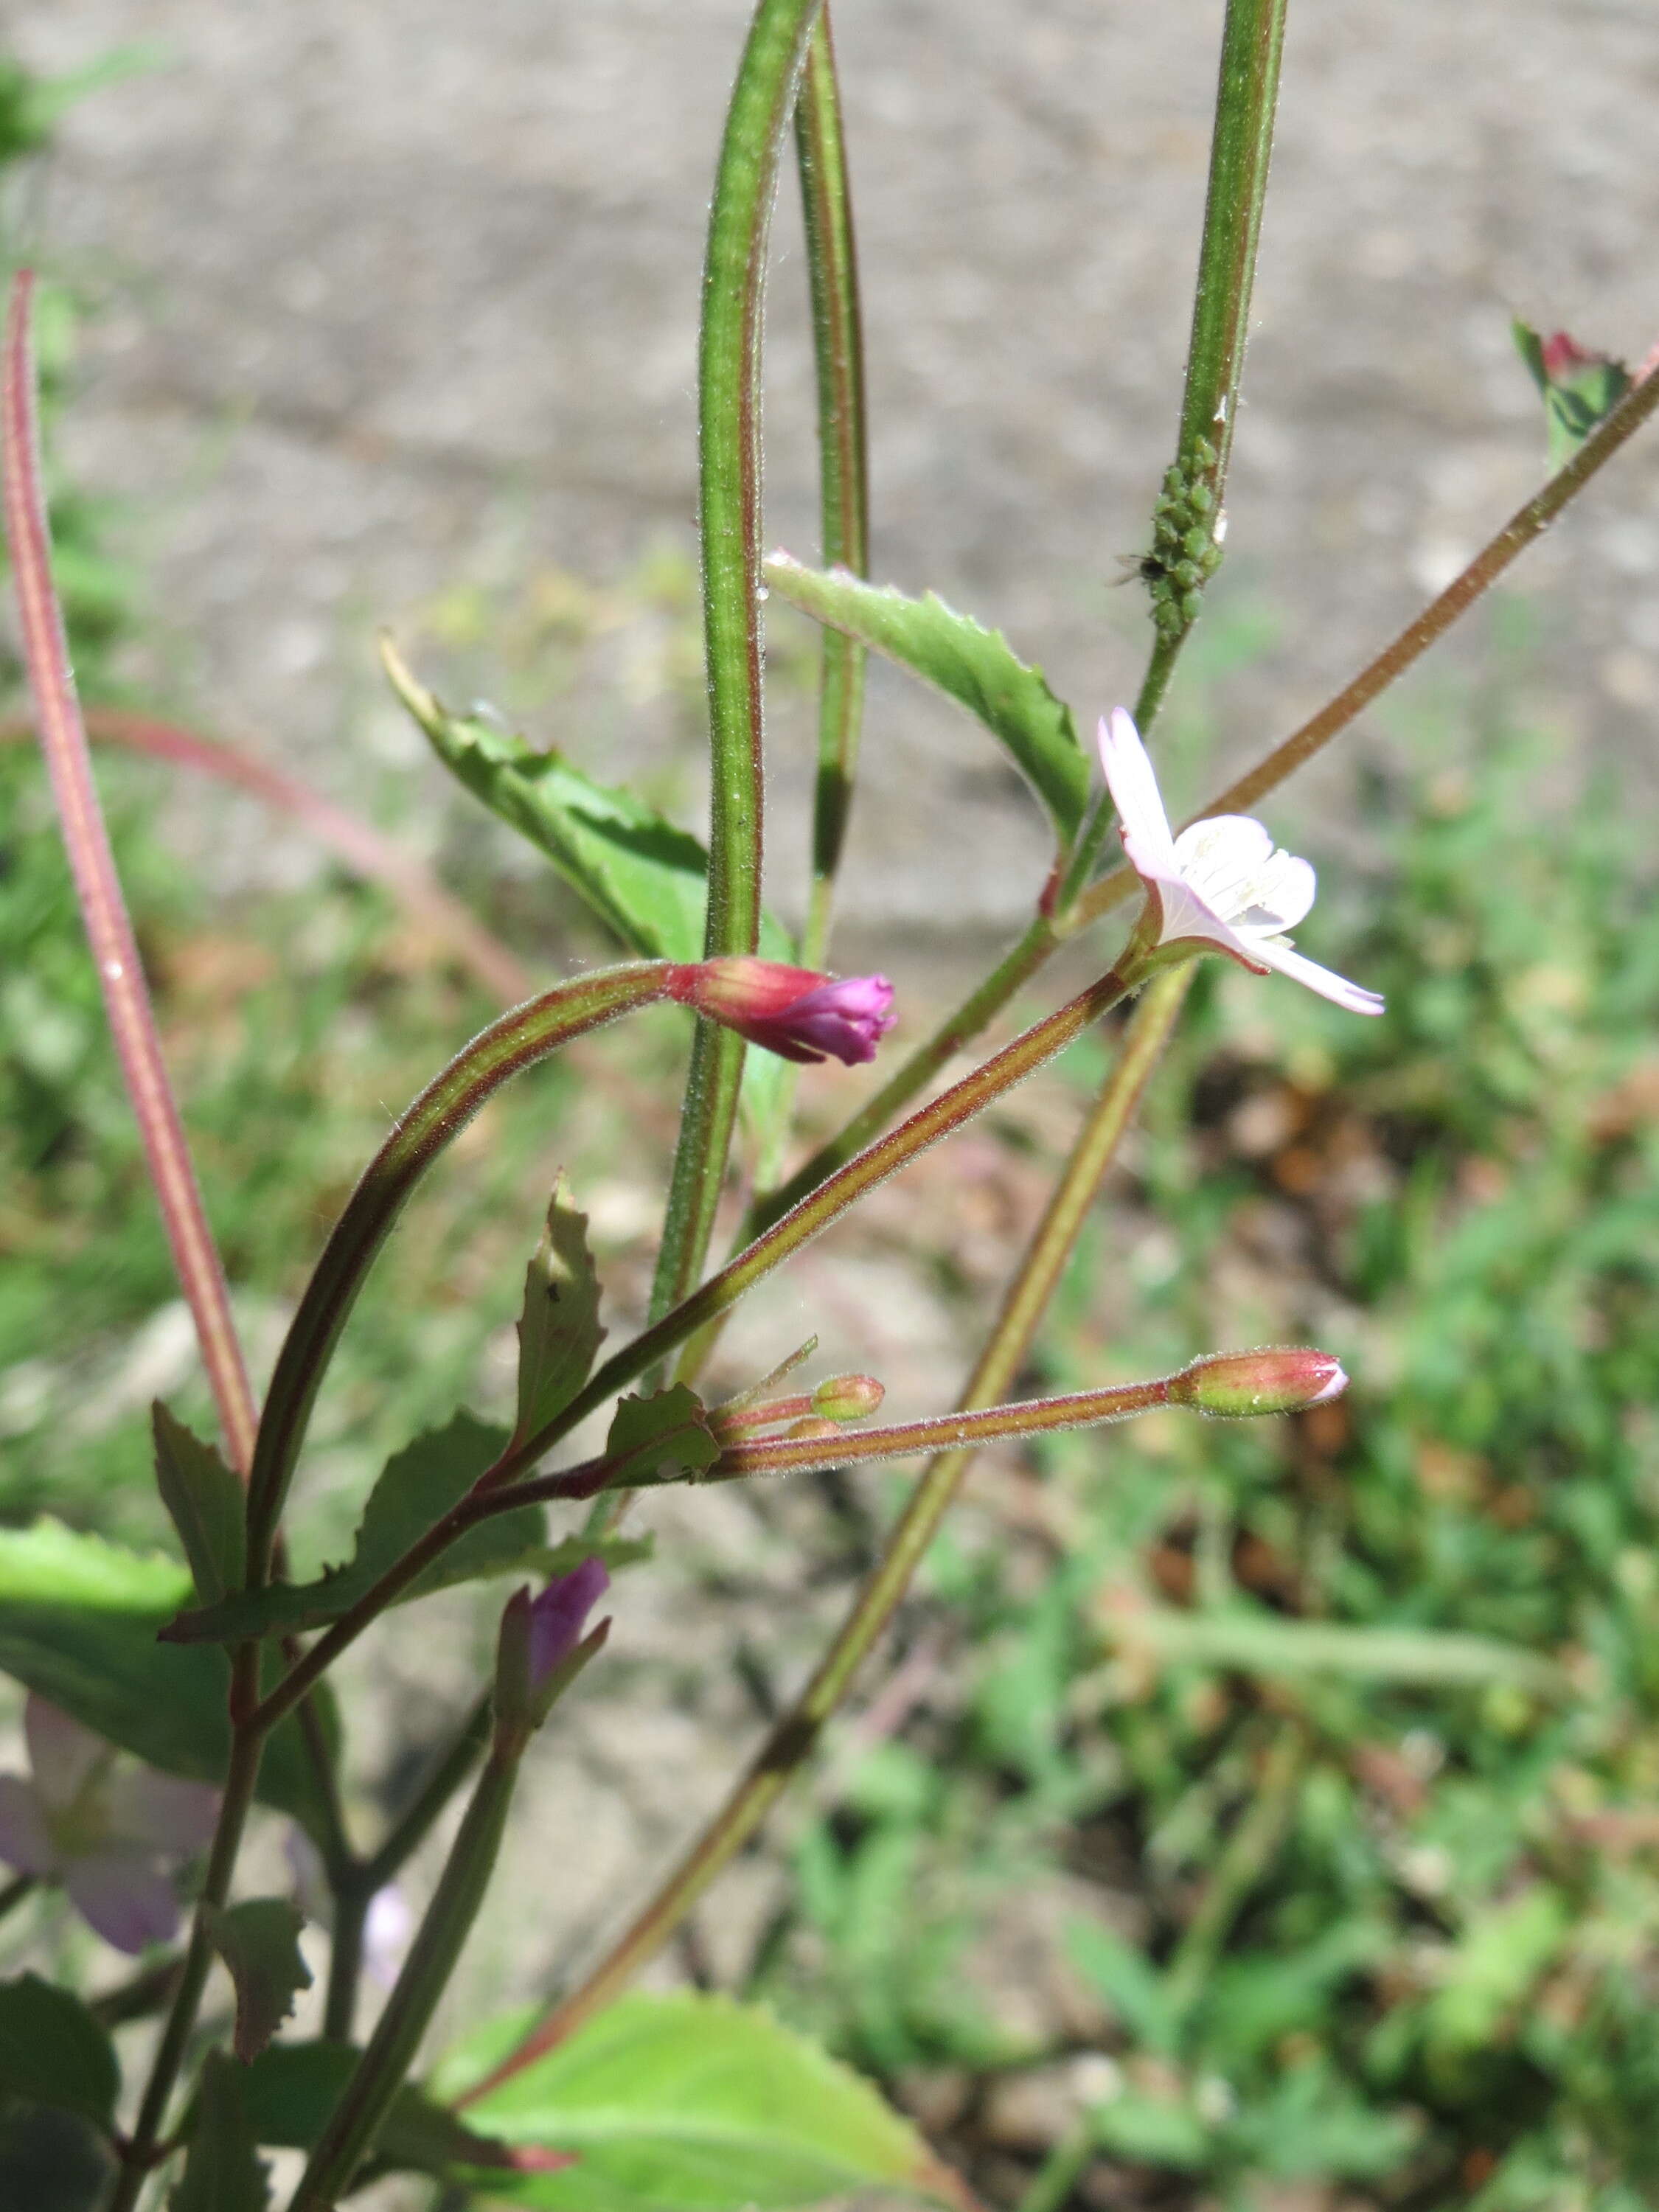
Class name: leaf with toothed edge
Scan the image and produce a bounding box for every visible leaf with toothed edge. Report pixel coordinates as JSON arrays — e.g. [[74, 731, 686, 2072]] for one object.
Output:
[[603, 1387, 719, 1487], [429, 1990, 980, 2210], [152, 1405, 244, 1604], [203, 1900, 313, 2062], [515, 1177, 606, 1446], [164, 1414, 543, 1645], [764, 554, 1091, 849]]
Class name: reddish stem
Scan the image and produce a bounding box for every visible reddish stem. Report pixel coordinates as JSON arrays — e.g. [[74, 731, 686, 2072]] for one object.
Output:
[[1, 271, 257, 1474]]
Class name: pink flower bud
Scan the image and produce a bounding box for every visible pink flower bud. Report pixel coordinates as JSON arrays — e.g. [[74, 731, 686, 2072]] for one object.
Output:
[[811, 1373, 886, 1422], [1540, 329, 1599, 382], [526, 1557, 610, 1690], [1167, 1347, 1348, 1418], [665, 958, 895, 1065], [495, 1557, 610, 1736]]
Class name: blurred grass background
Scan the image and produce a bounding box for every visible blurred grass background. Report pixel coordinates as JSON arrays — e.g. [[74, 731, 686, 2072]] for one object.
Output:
[[6, 43, 1659, 2212]]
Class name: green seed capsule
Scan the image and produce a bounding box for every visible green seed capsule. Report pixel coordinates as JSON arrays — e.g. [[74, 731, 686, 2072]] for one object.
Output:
[[1173, 560, 1200, 588], [1194, 434, 1218, 469], [1182, 589, 1204, 621], [1154, 515, 1180, 547], [1163, 465, 1184, 495], [1154, 601, 1183, 635], [1183, 527, 1210, 559], [1199, 544, 1224, 577], [1189, 481, 1213, 513]]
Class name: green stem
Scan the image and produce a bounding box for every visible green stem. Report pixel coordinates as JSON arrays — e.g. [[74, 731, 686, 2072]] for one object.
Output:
[[243, 961, 668, 1578], [459, 969, 1189, 2098], [105, 1686, 265, 2212], [322, 1883, 368, 2046], [651, 0, 824, 1323], [1064, 0, 1287, 894], [749, 6, 870, 1195], [795, 6, 868, 967], [290, 1748, 521, 2212]]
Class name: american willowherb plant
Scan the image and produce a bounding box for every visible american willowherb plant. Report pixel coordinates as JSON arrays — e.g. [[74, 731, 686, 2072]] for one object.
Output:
[[1, 4, 1654, 2208]]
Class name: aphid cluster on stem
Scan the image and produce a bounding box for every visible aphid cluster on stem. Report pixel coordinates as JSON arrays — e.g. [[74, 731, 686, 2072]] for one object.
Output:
[[1137, 436, 1225, 638]]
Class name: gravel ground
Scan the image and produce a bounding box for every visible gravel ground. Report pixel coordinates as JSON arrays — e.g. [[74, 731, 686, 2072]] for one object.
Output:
[[7, 0, 1659, 968]]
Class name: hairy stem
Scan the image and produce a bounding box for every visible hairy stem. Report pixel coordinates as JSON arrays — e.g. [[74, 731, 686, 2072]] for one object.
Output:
[[460, 970, 1189, 2095], [652, 0, 824, 1322], [291, 1748, 521, 2211], [2, 268, 258, 1475], [794, 5, 869, 968], [105, 1682, 264, 2211]]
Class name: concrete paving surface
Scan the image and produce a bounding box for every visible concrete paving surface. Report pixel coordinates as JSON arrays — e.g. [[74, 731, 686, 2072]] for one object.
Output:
[[7, 0, 1659, 964]]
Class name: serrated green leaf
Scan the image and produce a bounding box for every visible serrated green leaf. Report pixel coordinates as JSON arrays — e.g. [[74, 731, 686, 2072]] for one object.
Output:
[[204, 1899, 313, 2062], [765, 554, 1091, 847], [169, 2051, 271, 2212], [604, 1387, 718, 1487], [437, 1990, 970, 2210], [166, 1413, 543, 1644], [237, 2039, 514, 2179], [0, 1975, 119, 2127], [0, 1520, 338, 1846], [152, 1405, 244, 1604], [383, 642, 792, 965], [516, 1178, 606, 1446]]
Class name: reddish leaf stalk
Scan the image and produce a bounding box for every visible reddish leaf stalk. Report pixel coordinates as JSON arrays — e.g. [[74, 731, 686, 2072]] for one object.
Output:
[[1, 271, 257, 1475]]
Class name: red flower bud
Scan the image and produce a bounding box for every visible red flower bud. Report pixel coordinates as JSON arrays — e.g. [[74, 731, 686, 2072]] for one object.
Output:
[[666, 958, 895, 1065], [1167, 1347, 1348, 1418]]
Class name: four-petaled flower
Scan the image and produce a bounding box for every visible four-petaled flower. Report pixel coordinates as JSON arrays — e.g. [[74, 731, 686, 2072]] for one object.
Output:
[[1098, 708, 1383, 1016], [0, 1697, 218, 1952], [666, 958, 897, 1064]]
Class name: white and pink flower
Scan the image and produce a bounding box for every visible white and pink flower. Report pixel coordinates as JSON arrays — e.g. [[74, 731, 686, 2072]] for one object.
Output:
[[1098, 708, 1383, 1017], [0, 1697, 218, 1952]]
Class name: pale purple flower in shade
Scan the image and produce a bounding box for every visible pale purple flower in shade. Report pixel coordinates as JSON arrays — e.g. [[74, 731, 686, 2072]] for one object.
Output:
[[1096, 709, 1384, 1017], [363, 1882, 415, 1988], [526, 1557, 611, 1694], [0, 1697, 218, 1952], [665, 958, 896, 1065]]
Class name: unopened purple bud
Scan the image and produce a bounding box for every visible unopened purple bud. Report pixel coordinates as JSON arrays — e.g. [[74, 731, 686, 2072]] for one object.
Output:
[[811, 1374, 885, 1422], [1167, 1347, 1348, 1418], [665, 958, 895, 1066], [527, 1557, 610, 1691]]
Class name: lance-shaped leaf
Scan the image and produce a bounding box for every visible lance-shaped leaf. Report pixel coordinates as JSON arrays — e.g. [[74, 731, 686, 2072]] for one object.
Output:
[[383, 641, 791, 965], [0, 1975, 119, 2129], [165, 1414, 543, 1645], [765, 553, 1091, 849], [170, 2051, 271, 2212], [0, 1520, 338, 1846], [603, 1387, 718, 1487], [152, 1405, 245, 1604], [433, 1989, 975, 2211], [204, 1899, 313, 2062], [515, 1179, 605, 1447], [236, 2040, 516, 2180]]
